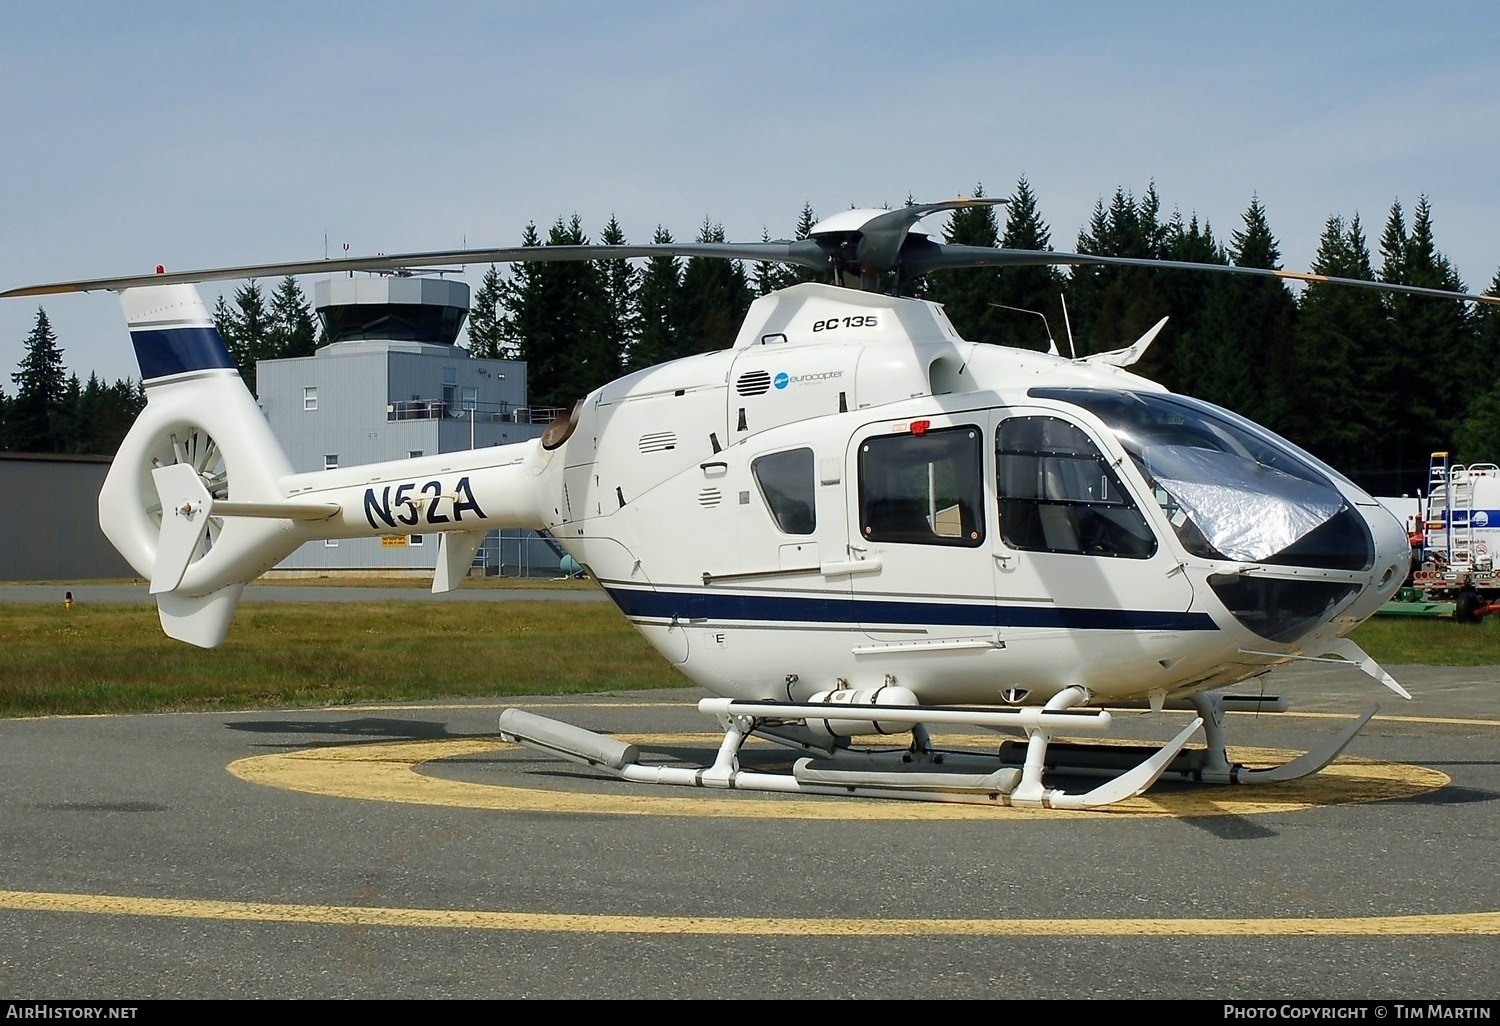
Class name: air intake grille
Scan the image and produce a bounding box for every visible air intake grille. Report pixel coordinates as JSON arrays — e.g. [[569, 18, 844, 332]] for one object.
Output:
[[736, 370, 771, 396], [697, 488, 722, 508], [638, 431, 677, 453]]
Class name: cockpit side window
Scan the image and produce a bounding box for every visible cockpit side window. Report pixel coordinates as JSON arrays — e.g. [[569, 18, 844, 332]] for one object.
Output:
[[752, 447, 816, 535], [859, 426, 985, 547], [996, 416, 1156, 559]]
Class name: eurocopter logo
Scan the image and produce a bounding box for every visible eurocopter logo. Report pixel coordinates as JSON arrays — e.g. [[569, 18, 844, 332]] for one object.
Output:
[[774, 370, 843, 389]]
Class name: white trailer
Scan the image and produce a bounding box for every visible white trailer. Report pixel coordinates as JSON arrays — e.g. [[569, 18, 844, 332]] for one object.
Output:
[[1412, 452, 1500, 621]]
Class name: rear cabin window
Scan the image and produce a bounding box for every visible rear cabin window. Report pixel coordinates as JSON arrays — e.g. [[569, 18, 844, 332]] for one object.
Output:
[[752, 448, 816, 535], [996, 416, 1155, 558], [859, 426, 985, 546]]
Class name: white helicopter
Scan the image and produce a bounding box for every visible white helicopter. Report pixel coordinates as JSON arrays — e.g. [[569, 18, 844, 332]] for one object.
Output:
[[8, 197, 1499, 810]]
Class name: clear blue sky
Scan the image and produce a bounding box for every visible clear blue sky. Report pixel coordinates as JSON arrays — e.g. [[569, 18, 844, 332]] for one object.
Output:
[[3, 1, 1497, 383]]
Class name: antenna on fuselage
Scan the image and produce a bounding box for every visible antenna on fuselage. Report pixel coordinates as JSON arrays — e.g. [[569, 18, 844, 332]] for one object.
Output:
[[988, 302, 1059, 356], [1060, 293, 1077, 360]]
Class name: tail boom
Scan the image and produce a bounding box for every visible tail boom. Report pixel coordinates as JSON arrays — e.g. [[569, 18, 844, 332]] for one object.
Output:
[[102, 282, 551, 647]]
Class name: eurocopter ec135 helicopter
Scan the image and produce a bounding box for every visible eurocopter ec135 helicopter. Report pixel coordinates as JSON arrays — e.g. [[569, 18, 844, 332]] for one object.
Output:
[[8, 197, 1500, 810]]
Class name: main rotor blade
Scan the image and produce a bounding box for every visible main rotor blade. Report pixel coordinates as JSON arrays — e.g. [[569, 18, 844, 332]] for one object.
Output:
[[1, 240, 831, 297], [903, 244, 1500, 307]]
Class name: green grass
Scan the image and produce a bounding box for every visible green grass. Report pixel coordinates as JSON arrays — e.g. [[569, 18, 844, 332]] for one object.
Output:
[[1348, 614, 1500, 665], [2, 600, 1497, 719], [0, 601, 682, 718]]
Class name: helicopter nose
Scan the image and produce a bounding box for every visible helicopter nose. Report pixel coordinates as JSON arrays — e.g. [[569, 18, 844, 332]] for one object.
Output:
[[1339, 500, 1413, 623]]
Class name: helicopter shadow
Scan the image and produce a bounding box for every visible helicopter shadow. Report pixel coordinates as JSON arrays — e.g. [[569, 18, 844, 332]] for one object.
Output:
[[1382, 784, 1500, 807], [227, 717, 458, 746]]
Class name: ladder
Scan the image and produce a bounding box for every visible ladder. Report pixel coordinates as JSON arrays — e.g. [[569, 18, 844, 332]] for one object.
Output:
[[1430, 451, 1476, 566]]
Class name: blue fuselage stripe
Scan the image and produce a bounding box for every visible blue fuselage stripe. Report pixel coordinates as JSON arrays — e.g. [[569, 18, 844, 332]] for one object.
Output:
[[131, 326, 236, 380], [605, 588, 1218, 632]]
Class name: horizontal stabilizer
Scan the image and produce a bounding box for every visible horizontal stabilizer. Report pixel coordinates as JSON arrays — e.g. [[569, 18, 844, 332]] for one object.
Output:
[[213, 501, 340, 521]]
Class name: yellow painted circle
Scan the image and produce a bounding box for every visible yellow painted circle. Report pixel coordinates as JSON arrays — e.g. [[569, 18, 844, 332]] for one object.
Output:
[[229, 730, 1449, 820]]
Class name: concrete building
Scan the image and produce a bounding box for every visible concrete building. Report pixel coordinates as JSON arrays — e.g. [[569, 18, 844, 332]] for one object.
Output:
[[257, 274, 564, 576], [0, 453, 137, 580]]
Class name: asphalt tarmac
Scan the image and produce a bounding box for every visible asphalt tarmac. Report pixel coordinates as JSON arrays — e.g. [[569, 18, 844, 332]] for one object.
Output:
[[1, 655, 1498, 1000]]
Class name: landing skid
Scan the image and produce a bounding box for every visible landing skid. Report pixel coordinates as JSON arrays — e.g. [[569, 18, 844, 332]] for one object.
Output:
[[497, 691, 1380, 811]]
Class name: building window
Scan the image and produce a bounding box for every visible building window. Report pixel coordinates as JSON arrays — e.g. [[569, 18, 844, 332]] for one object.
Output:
[[408, 450, 423, 459], [461, 386, 477, 412], [324, 538, 338, 547], [324, 454, 339, 470], [303, 387, 318, 411], [442, 367, 457, 411], [409, 535, 424, 546]]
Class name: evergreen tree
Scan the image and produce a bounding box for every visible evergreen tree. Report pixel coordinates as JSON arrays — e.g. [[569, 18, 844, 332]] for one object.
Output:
[[675, 219, 751, 358], [991, 176, 1065, 352], [1065, 183, 1170, 356], [789, 202, 824, 285], [69, 373, 106, 454], [1453, 268, 1500, 462], [499, 222, 546, 371], [467, 264, 507, 358], [1204, 196, 1298, 432], [1150, 211, 1227, 390], [10, 307, 68, 451], [1286, 215, 1384, 478], [226, 281, 272, 393], [212, 295, 235, 353], [267, 277, 318, 360], [592, 216, 635, 385], [56, 373, 82, 453], [754, 228, 796, 295], [925, 184, 1008, 343], [503, 216, 608, 408], [631, 226, 682, 371], [1374, 198, 1472, 494]]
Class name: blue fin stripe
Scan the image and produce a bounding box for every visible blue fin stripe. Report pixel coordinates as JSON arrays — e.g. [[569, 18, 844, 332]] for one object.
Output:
[[130, 326, 236, 380]]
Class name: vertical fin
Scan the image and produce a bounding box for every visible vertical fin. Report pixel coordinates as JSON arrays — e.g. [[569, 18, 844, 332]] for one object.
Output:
[[156, 584, 246, 649]]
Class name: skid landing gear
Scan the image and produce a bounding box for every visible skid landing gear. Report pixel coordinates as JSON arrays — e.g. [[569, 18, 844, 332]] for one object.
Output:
[[502, 689, 1198, 810], [498, 690, 1380, 811], [994, 694, 1383, 786]]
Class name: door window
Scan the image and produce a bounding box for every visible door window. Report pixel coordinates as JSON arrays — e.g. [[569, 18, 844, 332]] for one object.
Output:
[[859, 426, 984, 546], [996, 416, 1155, 558]]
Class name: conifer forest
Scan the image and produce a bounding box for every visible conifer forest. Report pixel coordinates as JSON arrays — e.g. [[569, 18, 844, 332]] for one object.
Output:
[[6, 179, 1498, 499]]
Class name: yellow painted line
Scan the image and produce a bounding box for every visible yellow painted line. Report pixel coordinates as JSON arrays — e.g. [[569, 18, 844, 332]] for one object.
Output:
[[1230, 709, 1500, 729], [228, 734, 1447, 821], [0, 888, 1495, 936]]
